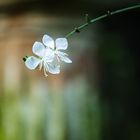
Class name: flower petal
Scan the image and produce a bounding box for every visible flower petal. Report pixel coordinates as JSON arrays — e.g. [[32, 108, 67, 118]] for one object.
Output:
[[57, 51, 72, 63], [45, 62, 60, 74], [43, 48, 55, 62], [32, 42, 45, 57], [25, 56, 41, 70], [59, 55, 72, 63], [56, 51, 68, 56], [55, 38, 68, 50], [42, 34, 54, 49]]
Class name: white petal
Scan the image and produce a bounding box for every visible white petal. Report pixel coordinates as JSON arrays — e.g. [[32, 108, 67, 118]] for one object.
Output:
[[25, 56, 41, 70], [56, 51, 68, 56], [32, 42, 45, 57], [42, 34, 54, 49], [59, 55, 72, 63], [43, 48, 55, 62], [45, 62, 60, 74], [57, 51, 72, 63], [55, 38, 68, 50]]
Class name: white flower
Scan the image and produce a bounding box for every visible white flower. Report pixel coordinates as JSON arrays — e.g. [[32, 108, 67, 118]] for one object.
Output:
[[25, 42, 60, 77], [24, 34, 72, 77], [42, 34, 72, 63]]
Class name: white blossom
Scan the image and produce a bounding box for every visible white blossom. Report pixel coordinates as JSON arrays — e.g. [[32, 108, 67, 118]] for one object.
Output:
[[24, 34, 72, 77]]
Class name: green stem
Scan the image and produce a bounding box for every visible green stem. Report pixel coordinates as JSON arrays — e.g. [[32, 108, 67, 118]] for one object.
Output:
[[65, 4, 140, 38]]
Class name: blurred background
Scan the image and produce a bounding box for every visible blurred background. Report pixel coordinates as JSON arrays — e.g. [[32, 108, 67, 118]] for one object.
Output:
[[0, 0, 140, 140]]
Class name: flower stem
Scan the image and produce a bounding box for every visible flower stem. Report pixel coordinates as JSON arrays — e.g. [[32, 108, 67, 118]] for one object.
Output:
[[65, 4, 140, 38]]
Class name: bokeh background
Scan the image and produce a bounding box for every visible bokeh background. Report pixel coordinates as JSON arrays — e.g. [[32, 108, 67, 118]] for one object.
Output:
[[0, 0, 140, 140]]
